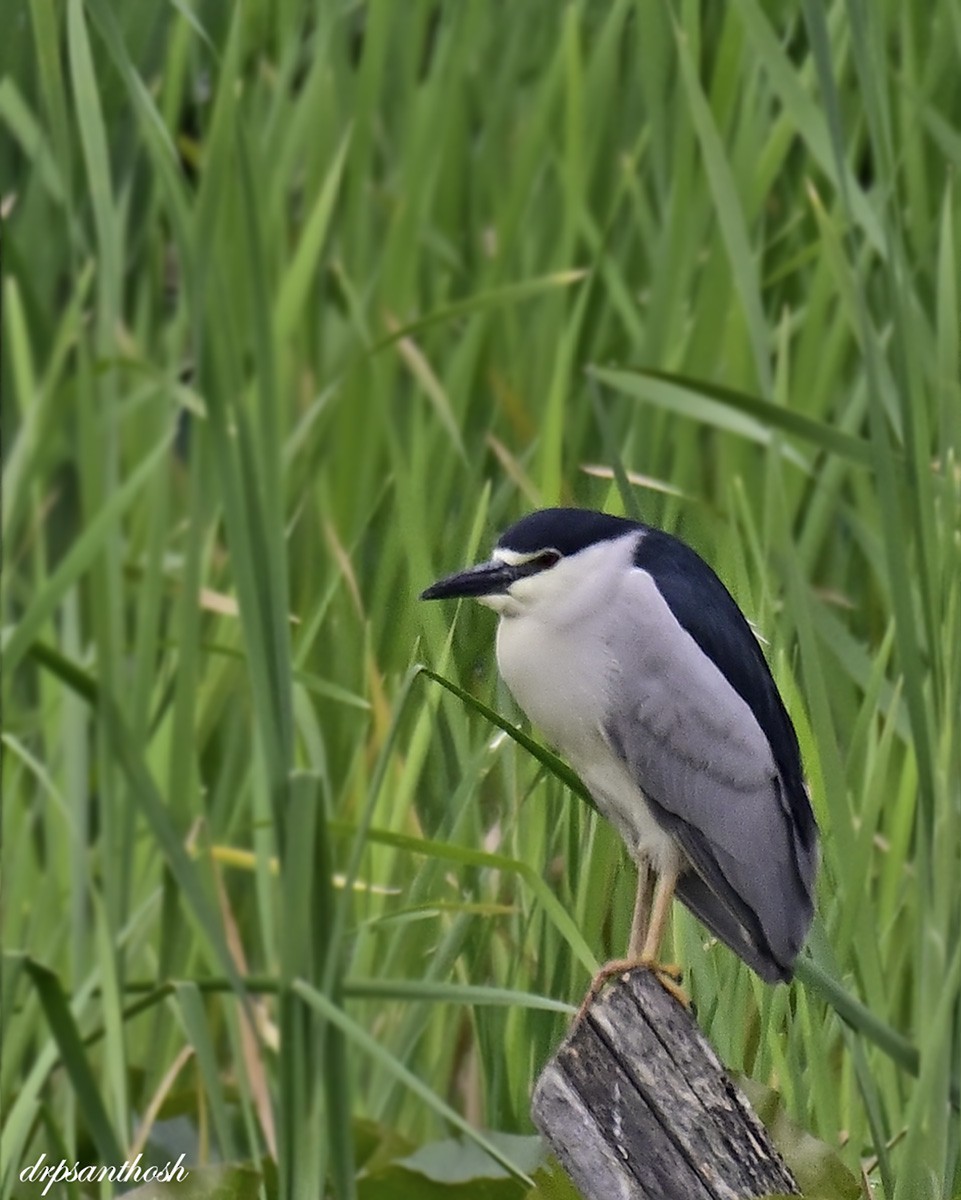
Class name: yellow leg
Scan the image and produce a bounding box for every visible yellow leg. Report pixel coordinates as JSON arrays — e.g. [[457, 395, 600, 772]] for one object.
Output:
[[627, 858, 654, 958], [575, 865, 687, 1022], [641, 865, 678, 961]]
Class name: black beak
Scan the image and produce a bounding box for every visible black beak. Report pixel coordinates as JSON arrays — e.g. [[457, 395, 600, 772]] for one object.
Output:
[[420, 560, 517, 601]]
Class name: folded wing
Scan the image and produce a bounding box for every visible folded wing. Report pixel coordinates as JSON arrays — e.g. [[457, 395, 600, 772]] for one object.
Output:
[[603, 533, 818, 980]]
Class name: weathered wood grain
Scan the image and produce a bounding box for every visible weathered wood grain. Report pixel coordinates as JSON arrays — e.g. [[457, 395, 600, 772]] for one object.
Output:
[[531, 967, 800, 1200]]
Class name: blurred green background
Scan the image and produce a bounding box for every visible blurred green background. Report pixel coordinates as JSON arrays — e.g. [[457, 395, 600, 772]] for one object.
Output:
[[3, 2, 959, 1197]]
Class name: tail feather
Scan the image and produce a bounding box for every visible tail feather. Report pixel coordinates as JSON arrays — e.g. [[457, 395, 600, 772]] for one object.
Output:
[[675, 870, 793, 983]]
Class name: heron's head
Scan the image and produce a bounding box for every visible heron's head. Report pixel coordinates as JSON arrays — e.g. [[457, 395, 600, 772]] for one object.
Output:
[[420, 508, 642, 617]]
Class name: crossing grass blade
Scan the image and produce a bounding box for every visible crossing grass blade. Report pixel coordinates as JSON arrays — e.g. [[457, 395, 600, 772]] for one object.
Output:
[[292, 980, 536, 1187], [3, 434, 173, 672], [589, 366, 875, 467], [20, 960, 125, 1166]]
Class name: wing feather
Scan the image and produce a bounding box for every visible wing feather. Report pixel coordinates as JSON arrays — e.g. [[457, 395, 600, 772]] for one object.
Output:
[[604, 551, 817, 978]]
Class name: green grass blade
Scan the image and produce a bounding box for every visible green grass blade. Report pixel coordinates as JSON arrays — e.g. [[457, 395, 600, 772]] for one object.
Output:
[[3, 433, 172, 673], [21, 959, 125, 1164], [292, 980, 535, 1187]]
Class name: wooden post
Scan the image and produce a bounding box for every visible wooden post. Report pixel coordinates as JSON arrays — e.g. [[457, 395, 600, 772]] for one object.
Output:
[[531, 968, 800, 1200]]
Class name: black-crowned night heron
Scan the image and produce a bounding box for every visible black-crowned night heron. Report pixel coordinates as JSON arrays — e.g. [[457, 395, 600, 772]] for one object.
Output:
[[422, 508, 818, 1003]]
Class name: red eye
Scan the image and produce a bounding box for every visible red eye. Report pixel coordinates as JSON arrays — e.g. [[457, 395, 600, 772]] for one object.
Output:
[[537, 550, 561, 569]]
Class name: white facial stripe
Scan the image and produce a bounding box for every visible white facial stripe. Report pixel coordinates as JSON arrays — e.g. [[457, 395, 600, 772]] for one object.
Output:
[[493, 547, 553, 567]]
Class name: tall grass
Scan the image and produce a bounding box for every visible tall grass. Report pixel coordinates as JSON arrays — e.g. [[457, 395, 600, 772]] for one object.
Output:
[[3, 2, 959, 1197]]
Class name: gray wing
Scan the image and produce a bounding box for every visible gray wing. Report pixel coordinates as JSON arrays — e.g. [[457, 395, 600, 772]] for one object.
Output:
[[602, 575, 815, 981]]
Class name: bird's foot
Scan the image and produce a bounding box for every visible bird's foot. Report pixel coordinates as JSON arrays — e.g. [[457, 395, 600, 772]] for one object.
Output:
[[644, 960, 689, 1008], [574, 957, 689, 1023]]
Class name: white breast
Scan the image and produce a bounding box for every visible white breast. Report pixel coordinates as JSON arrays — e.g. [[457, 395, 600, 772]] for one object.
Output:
[[496, 606, 611, 757], [493, 536, 680, 871]]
